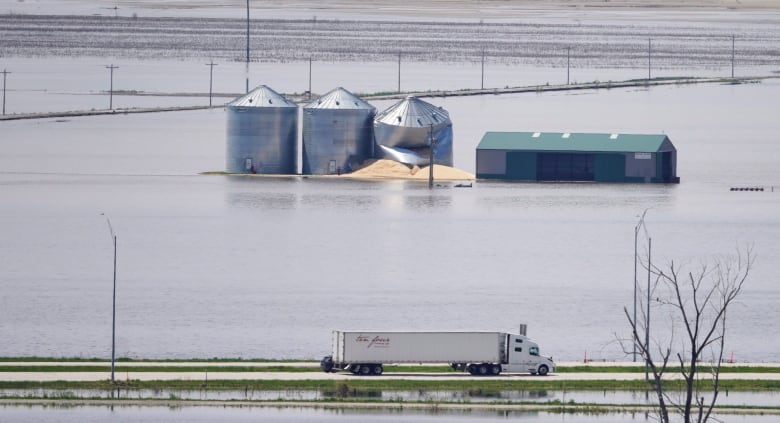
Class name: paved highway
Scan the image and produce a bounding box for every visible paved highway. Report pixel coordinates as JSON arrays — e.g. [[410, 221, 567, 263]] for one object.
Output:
[[1, 361, 778, 382]]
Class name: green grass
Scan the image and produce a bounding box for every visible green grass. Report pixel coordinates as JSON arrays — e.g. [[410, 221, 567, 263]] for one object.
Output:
[[2, 378, 779, 392], [0, 357, 306, 363]]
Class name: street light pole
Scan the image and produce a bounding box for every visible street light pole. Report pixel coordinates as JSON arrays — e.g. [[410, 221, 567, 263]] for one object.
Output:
[[633, 223, 638, 362], [633, 209, 649, 363], [646, 236, 652, 382], [104, 216, 117, 383]]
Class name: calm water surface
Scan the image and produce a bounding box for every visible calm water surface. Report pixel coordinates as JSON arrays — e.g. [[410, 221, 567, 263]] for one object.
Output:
[[1, 81, 779, 362], [1, 405, 778, 423]]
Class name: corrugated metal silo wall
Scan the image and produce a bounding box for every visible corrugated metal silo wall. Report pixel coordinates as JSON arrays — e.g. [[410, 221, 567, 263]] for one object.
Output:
[[302, 108, 375, 175], [373, 123, 453, 167], [225, 106, 298, 174], [433, 124, 454, 167]]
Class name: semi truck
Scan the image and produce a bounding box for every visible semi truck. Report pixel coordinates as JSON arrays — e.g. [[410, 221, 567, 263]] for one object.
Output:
[[320, 330, 555, 376]]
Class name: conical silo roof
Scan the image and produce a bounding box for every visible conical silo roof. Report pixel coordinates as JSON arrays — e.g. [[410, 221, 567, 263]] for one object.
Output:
[[375, 96, 450, 128], [228, 85, 297, 108], [304, 87, 374, 110]]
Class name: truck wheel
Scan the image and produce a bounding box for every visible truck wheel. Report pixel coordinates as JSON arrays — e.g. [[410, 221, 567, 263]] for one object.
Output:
[[320, 356, 334, 373], [537, 365, 549, 376], [360, 365, 372, 375], [372, 365, 384, 375], [467, 364, 478, 375], [478, 364, 488, 375], [350, 365, 361, 374], [490, 364, 501, 375]]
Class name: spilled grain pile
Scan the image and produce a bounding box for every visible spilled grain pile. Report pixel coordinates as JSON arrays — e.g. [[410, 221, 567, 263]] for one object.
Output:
[[348, 159, 475, 181]]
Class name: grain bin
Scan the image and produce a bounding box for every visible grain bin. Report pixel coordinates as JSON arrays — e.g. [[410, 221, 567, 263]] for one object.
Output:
[[226, 85, 298, 174], [302, 87, 376, 175], [374, 96, 453, 167]]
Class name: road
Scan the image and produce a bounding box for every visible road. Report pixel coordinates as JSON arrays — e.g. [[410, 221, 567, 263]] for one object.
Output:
[[2, 361, 779, 382]]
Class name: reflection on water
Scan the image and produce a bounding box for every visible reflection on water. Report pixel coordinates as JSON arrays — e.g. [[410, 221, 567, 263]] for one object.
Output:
[[2, 388, 778, 407], [0, 402, 778, 423]]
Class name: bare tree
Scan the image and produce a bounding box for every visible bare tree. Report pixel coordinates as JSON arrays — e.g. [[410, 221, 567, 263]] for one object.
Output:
[[623, 239, 753, 423]]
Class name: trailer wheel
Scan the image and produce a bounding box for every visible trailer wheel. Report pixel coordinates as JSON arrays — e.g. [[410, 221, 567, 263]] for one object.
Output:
[[490, 364, 501, 375], [467, 364, 478, 375], [537, 365, 549, 376], [372, 365, 384, 375], [360, 365, 372, 375], [350, 365, 361, 374], [478, 364, 488, 375]]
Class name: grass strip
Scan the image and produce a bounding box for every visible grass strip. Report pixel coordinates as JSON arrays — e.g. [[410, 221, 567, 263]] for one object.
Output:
[[0, 365, 317, 373], [1, 378, 779, 392], [0, 357, 304, 363]]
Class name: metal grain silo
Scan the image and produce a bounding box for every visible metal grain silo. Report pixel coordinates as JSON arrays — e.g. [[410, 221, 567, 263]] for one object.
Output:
[[226, 85, 298, 174], [373, 96, 453, 167], [302, 87, 376, 175]]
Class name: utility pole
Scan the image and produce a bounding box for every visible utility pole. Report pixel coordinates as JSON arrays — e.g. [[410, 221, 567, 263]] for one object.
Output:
[[308, 57, 312, 100], [397, 52, 401, 93], [1, 69, 9, 115], [105, 64, 118, 110], [566, 47, 571, 85], [245, 0, 250, 93], [428, 123, 435, 189], [647, 38, 652, 83], [206, 61, 217, 107], [481, 47, 485, 90], [731, 34, 735, 79]]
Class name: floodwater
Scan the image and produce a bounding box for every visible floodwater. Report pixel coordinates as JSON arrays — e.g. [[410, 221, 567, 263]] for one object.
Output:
[[2, 0, 780, 363], [1, 80, 779, 362], [3, 388, 780, 407], [1, 404, 779, 423]]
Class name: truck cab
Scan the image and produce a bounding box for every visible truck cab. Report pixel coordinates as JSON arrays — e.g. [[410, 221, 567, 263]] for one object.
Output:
[[500, 334, 555, 376]]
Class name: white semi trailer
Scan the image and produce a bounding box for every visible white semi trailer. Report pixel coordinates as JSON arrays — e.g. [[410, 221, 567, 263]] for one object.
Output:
[[320, 331, 555, 376]]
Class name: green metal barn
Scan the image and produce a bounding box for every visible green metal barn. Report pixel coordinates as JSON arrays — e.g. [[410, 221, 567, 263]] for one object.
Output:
[[476, 132, 679, 183]]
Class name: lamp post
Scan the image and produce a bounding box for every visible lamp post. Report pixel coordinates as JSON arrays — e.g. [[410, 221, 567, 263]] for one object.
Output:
[[633, 209, 649, 363], [633, 209, 652, 381], [104, 216, 117, 383]]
